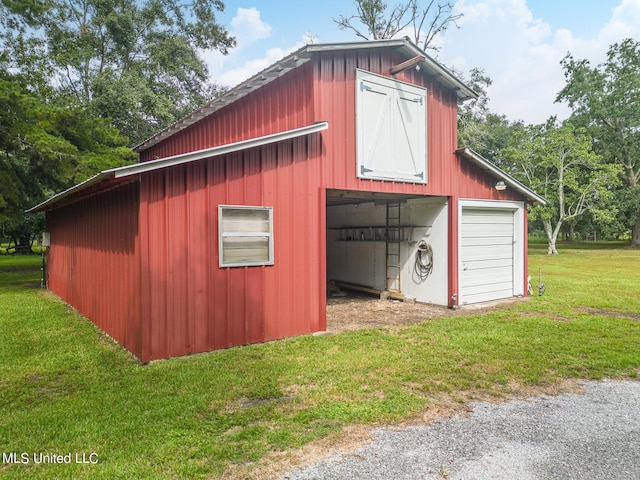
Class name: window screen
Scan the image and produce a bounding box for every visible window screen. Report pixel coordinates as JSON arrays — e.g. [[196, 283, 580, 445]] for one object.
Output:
[[219, 206, 274, 267]]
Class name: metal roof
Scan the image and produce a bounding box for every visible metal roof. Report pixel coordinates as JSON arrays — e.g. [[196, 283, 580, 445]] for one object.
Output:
[[455, 147, 547, 205], [134, 38, 478, 153], [29, 122, 329, 213]]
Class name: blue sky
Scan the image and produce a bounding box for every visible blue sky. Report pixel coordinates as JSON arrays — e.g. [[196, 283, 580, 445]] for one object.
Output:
[[203, 0, 640, 124]]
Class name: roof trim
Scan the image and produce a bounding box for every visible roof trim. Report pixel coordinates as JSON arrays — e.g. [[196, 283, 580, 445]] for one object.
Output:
[[304, 39, 477, 101], [456, 147, 547, 205], [27, 172, 113, 213], [134, 38, 477, 153], [111, 121, 327, 178], [29, 121, 328, 213]]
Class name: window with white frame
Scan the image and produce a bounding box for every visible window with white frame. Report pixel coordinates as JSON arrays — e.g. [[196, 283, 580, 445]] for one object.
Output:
[[219, 206, 274, 267]]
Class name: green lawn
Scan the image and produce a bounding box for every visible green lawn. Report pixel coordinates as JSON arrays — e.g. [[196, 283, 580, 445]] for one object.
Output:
[[1, 243, 639, 479]]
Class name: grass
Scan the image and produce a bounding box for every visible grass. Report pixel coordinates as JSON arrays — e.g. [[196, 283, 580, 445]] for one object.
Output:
[[1, 242, 639, 479]]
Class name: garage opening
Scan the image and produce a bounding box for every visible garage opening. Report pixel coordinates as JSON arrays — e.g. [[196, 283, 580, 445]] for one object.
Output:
[[326, 189, 449, 306]]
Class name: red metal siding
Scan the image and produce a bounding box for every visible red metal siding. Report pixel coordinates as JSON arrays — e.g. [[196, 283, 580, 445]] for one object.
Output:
[[46, 182, 142, 358], [310, 50, 527, 307], [140, 63, 315, 161], [312, 49, 464, 196], [138, 133, 326, 361], [142, 47, 525, 226]]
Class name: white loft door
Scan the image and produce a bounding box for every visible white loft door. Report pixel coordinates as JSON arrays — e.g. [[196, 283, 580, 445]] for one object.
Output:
[[356, 70, 427, 183]]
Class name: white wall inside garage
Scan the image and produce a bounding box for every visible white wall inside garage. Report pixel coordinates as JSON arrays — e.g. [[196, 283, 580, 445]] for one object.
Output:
[[326, 197, 449, 305]]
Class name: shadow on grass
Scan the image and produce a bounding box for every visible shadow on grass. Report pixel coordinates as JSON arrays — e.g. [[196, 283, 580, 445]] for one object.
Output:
[[528, 240, 634, 255], [0, 255, 43, 290]]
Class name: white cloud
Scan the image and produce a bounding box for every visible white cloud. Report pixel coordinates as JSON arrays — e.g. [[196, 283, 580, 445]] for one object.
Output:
[[440, 0, 558, 123], [203, 8, 310, 88], [595, 0, 640, 55], [439, 0, 640, 123], [440, 0, 640, 124], [218, 47, 292, 87], [202, 7, 274, 86], [231, 7, 272, 48]]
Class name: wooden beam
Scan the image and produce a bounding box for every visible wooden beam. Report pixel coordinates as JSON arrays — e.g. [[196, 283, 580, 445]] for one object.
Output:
[[390, 55, 426, 75], [332, 280, 407, 301]]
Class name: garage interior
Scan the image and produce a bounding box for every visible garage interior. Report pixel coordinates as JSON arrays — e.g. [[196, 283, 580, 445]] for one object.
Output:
[[326, 189, 449, 306]]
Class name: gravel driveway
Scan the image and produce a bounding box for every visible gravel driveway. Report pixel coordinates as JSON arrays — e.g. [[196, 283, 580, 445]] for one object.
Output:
[[279, 379, 640, 480]]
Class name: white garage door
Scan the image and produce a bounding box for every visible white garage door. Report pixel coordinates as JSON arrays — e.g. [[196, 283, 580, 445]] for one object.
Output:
[[460, 207, 515, 304]]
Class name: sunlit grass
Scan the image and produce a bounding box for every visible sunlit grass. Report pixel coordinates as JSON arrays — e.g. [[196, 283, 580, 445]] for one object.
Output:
[[1, 243, 639, 479]]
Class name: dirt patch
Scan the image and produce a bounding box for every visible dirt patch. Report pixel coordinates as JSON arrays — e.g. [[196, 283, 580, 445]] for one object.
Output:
[[224, 423, 376, 480], [325, 292, 527, 333], [518, 310, 573, 322], [221, 395, 294, 414], [577, 307, 640, 322], [326, 293, 455, 333]]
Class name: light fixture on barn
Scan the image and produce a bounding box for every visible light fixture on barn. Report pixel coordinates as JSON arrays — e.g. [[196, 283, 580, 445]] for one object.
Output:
[[494, 181, 507, 191]]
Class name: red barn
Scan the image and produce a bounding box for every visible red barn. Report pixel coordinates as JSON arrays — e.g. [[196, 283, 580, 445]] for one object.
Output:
[[31, 39, 544, 362]]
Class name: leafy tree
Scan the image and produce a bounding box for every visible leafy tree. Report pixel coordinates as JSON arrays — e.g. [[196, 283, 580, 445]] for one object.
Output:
[[1, 0, 235, 146], [0, 72, 136, 251], [455, 67, 530, 177], [502, 120, 620, 254], [334, 0, 462, 52], [557, 38, 640, 246], [455, 68, 524, 164], [457, 67, 492, 148]]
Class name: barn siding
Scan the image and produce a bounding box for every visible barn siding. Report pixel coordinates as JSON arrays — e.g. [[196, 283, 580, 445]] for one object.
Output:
[[142, 48, 521, 204], [46, 182, 142, 358], [138, 133, 325, 361], [312, 49, 503, 198], [310, 49, 525, 307], [140, 63, 315, 161]]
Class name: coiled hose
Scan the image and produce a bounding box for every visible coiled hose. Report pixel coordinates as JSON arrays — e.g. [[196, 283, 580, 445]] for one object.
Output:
[[414, 240, 433, 281]]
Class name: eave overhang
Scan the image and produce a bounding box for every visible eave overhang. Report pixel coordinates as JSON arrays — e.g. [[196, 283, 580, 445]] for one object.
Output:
[[28, 122, 329, 213], [456, 147, 547, 205]]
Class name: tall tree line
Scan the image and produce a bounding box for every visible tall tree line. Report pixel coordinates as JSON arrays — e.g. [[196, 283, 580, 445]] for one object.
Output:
[[2, 0, 639, 252], [1, 0, 235, 146]]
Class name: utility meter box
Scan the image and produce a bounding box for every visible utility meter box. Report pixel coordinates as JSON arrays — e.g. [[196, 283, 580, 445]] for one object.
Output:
[[42, 232, 50, 247]]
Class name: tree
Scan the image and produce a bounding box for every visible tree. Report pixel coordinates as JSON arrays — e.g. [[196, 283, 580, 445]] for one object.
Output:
[[557, 39, 640, 246], [1, 0, 235, 146], [334, 0, 462, 52], [502, 120, 620, 255], [455, 68, 531, 176], [457, 67, 492, 148], [0, 72, 136, 251]]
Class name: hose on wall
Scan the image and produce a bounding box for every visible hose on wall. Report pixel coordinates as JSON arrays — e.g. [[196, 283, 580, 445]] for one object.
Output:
[[414, 240, 433, 281]]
